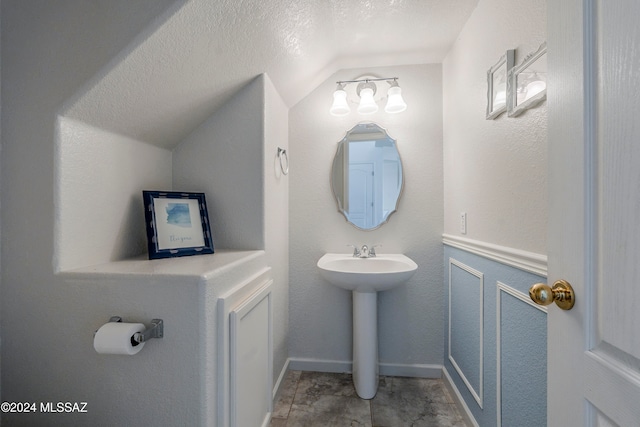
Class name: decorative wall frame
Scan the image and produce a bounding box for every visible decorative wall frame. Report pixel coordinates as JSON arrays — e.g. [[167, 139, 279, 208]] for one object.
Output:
[[507, 42, 547, 117], [486, 50, 515, 120], [142, 190, 215, 259]]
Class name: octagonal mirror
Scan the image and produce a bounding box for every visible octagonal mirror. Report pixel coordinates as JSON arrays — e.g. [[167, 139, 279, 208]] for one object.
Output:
[[331, 123, 403, 230]]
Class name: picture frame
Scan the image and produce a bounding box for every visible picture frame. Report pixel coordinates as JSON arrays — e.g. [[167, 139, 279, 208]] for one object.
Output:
[[142, 190, 215, 259], [507, 42, 547, 117], [486, 49, 515, 120]]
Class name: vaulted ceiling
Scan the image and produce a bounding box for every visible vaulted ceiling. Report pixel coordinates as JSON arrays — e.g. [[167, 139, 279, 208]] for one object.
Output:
[[63, 0, 478, 149]]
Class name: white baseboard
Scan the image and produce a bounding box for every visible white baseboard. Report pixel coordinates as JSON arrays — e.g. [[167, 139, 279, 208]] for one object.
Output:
[[442, 366, 479, 427], [379, 362, 442, 378], [272, 358, 291, 401], [287, 357, 442, 379], [288, 357, 352, 373]]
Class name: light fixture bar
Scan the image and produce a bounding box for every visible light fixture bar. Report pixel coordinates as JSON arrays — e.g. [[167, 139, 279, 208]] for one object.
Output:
[[335, 77, 400, 85], [329, 77, 406, 116]]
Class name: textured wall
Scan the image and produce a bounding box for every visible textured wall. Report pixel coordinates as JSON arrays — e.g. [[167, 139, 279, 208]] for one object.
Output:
[[173, 73, 291, 390], [443, 0, 547, 254], [173, 77, 264, 251], [289, 64, 444, 370], [56, 117, 172, 270], [1, 1, 188, 425], [4, 1, 291, 423], [263, 75, 290, 387]]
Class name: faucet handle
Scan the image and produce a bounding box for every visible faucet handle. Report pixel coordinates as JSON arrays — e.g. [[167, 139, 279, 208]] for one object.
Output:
[[347, 244, 361, 257], [369, 244, 382, 257]]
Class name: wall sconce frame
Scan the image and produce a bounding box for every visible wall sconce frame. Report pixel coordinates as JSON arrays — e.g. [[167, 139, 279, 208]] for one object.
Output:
[[486, 49, 515, 119], [507, 42, 547, 117], [330, 77, 406, 116]]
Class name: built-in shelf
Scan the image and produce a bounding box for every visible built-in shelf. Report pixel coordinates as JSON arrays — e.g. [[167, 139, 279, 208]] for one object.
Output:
[[58, 249, 266, 281]]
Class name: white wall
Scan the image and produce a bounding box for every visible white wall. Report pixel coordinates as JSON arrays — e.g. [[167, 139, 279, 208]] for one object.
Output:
[[3, 0, 291, 420], [173, 77, 264, 250], [56, 117, 172, 271], [443, 0, 547, 254], [0, 1, 213, 425], [173, 73, 290, 389], [263, 75, 290, 386], [289, 64, 444, 371]]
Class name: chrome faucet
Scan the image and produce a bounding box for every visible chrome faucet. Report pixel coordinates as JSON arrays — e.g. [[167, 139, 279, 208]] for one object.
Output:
[[369, 244, 381, 257], [348, 244, 381, 258], [347, 244, 361, 257]]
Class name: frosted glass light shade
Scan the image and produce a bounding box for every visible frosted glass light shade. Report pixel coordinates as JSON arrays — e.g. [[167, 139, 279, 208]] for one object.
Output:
[[330, 88, 350, 116], [384, 86, 407, 113], [357, 88, 378, 114]]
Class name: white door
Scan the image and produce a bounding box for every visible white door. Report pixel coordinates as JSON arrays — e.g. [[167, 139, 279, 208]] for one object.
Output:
[[546, 0, 640, 425], [348, 162, 375, 228]]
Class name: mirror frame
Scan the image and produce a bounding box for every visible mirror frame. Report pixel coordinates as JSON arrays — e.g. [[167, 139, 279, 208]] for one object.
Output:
[[331, 122, 404, 231], [507, 42, 547, 117], [486, 49, 515, 120]]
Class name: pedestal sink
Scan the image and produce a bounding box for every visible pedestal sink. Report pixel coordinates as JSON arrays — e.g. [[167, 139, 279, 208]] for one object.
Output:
[[317, 253, 418, 399]]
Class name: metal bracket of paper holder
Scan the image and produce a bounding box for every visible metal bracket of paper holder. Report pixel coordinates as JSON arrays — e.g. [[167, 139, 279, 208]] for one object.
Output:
[[109, 316, 164, 344]]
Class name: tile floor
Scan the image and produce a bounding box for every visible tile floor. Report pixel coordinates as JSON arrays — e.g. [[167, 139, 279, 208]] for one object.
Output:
[[270, 371, 468, 427]]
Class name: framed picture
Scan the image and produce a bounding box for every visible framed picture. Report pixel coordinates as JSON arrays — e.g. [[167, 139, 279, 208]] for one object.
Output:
[[142, 191, 215, 259], [486, 49, 515, 119], [507, 42, 547, 117]]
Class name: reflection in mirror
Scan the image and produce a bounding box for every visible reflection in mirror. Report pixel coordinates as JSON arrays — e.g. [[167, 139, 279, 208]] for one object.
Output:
[[331, 123, 403, 230], [508, 42, 547, 117]]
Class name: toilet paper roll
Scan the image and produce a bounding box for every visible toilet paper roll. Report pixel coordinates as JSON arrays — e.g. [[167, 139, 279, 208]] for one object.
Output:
[[93, 322, 146, 355]]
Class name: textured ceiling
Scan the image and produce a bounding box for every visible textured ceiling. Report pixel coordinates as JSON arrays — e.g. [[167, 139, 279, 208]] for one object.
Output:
[[63, 0, 478, 149]]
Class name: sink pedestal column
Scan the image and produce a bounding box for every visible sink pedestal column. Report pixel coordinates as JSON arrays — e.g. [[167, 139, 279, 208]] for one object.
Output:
[[352, 291, 378, 399]]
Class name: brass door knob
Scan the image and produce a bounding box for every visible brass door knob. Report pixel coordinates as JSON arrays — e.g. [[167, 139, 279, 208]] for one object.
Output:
[[529, 280, 575, 310]]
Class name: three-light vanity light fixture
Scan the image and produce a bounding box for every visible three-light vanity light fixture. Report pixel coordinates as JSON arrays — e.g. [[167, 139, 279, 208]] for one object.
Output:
[[330, 77, 407, 116]]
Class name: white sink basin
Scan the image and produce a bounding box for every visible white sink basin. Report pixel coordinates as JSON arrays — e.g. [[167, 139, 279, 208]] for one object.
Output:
[[317, 253, 418, 293]]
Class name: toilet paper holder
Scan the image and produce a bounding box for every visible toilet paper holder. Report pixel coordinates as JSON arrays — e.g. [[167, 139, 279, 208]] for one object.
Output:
[[108, 316, 164, 344]]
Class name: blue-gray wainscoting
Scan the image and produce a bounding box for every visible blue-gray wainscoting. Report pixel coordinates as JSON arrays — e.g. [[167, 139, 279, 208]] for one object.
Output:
[[444, 244, 547, 427]]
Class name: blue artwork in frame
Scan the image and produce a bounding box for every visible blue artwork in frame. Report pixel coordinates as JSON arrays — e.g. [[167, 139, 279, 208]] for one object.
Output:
[[142, 191, 215, 259]]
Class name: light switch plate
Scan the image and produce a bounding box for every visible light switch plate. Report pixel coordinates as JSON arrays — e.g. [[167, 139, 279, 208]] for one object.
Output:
[[460, 212, 467, 234]]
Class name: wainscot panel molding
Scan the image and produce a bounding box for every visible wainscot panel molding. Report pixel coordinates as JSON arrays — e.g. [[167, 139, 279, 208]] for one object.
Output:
[[496, 282, 547, 427], [443, 234, 547, 277], [444, 245, 547, 427], [217, 269, 274, 427], [448, 258, 484, 408]]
